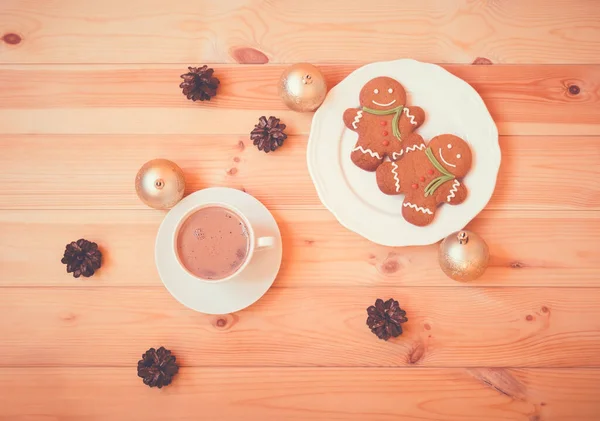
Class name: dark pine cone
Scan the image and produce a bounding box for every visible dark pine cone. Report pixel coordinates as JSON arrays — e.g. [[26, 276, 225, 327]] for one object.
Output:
[[60, 239, 102, 278], [179, 65, 220, 101], [366, 298, 408, 341], [250, 116, 287, 153], [137, 346, 179, 388]]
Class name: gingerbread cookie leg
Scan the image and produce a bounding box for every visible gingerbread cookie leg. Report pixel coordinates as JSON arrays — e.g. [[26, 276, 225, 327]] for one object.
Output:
[[387, 138, 405, 161], [401, 196, 436, 227], [400, 133, 427, 155], [351, 145, 383, 171]]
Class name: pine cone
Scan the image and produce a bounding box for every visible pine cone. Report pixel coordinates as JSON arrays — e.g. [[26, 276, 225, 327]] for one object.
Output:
[[366, 298, 408, 340], [251, 116, 287, 153], [137, 347, 179, 388], [60, 239, 102, 278], [179, 65, 220, 101]]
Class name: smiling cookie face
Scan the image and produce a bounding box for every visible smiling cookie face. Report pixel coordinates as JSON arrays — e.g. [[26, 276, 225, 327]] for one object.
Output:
[[429, 134, 472, 178], [359, 77, 406, 110]]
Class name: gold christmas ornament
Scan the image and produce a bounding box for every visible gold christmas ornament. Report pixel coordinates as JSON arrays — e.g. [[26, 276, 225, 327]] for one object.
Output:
[[278, 63, 327, 112], [438, 230, 489, 282], [135, 159, 185, 209]]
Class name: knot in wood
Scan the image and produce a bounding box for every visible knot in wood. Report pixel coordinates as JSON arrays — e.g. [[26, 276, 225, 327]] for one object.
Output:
[[568, 85, 580, 95]]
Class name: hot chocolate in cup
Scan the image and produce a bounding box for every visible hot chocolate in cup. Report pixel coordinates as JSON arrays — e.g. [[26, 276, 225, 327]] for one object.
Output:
[[174, 203, 274, 282]]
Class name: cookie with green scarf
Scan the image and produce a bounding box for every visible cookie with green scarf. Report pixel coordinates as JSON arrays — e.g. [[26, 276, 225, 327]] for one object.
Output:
[[343, 77, 425, 171], [376, 134, 472, 226]]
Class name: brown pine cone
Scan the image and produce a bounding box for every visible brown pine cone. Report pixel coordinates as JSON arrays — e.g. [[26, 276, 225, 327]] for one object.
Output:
[[366, 298, 408, 340], [137, 347, 179, 388], [180, 65, 220, 101], [250, 116, 287, 153], [60, 239, 102, 278]]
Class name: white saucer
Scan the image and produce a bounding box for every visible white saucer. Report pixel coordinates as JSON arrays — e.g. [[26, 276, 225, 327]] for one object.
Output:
[[155, 188, 282, 314], [307, 59, 500, 246]]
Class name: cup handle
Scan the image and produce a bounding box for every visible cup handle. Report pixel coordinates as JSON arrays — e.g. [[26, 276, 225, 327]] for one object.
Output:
[[256, 236, 275, 251]]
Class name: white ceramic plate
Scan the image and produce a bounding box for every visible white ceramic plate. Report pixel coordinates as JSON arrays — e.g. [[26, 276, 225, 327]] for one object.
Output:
[[155, 188, 282, 314], [307, 59, 500, 246]]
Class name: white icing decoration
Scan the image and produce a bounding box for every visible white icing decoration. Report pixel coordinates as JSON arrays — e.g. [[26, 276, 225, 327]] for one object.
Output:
[[352, 146, 381, 159], [351, 110, 363, 129], [457, 154, 462, 159], [446, 180, 460, 202], [447, 144, 452, 149], [403, 107, 417, 125], [391, 162, 401, 193], [388, 88, 393, 93], [372, 99, 396, 107], [374, 88, 379, 94], [438, 148, 457, 168], [391, 150, 404, 160], [403, 202, 433, 215], [405, 144, 426, 153]]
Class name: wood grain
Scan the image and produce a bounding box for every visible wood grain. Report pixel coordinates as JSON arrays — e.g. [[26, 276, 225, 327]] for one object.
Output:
[[1, 0, 600, 64], [2, 2, 600, 419], [2, 287, 600, 367], [0, 209, 598, 288], [1, 367, 599, 421], [0, 135, 598, 210], [0, 64, 598, 136]]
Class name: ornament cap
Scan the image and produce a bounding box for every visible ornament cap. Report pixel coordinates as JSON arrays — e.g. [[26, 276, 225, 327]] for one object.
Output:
[[457, 230, 469, 244]]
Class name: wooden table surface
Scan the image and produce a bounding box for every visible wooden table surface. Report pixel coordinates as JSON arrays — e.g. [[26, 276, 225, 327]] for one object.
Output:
[[1, 1, 600, 420]]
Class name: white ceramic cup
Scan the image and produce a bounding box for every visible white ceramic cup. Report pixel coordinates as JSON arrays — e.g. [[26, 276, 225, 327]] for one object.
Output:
[[173, 203, 275, 283]]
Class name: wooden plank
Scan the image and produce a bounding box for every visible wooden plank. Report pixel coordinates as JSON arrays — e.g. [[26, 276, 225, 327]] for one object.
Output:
[[1, 286, 600, 367], [0, 209, 598, 288], [0, 135, 598, 211], [1, 367, 599, 421], [1, 0, 600, 64], [0, 65, 598, 136]]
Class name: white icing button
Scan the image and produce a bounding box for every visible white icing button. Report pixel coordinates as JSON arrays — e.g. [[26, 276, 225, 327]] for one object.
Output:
[[374, 89, 379, 94], [447, 144, 452, 149], [456, 154, 462, 159], [388, 88, 393, 93]]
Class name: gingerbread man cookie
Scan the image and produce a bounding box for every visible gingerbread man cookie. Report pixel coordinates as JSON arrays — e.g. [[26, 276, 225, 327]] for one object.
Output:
[[343, 77, 425, 172], [376, 134, 472, 226]]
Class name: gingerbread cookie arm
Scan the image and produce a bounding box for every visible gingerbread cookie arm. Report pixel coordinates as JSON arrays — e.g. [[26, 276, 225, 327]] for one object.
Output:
[[435, 180, 468, 205], [398, 106, 425, 135], [376, 161, 405, 195], [343, 108, 363, 132]]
